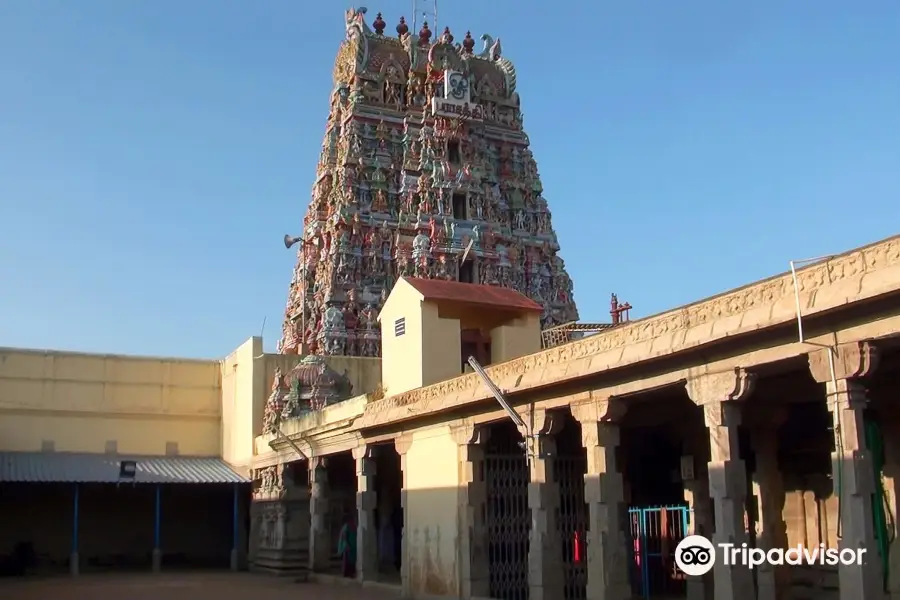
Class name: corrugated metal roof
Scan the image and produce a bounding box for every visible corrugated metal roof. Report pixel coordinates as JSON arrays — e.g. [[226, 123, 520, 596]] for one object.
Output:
[[0, 452, 250, 484]]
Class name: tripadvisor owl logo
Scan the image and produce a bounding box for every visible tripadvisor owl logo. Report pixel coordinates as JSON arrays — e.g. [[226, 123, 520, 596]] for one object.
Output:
[[675, 535, 716, 576], [674, 535, 867, 576]]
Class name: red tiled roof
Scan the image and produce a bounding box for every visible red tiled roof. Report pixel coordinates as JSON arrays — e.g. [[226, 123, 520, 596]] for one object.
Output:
[[402, 277, 544, 313]]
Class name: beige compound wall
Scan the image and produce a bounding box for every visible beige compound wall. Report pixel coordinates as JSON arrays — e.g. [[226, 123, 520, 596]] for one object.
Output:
[[0, 339, 382, 466], [0, 347, 221, 456]]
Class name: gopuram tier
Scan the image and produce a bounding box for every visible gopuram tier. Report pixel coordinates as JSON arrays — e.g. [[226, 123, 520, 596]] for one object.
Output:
[[279, 8, 579, 357]]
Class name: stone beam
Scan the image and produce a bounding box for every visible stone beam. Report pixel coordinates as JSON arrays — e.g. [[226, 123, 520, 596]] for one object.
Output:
[[252, 431, 363, 469], [808, 340, 879, 384], [360, 236, 900, 427], [261, 314, 900, 461]]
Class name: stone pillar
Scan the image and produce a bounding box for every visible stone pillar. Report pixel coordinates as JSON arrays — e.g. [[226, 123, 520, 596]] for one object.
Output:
[[881, 420, 900, 600], [308, 457, 330, 572], [572, 398, 631, 600], [452, 423, 491, 600], [686, 368, 756, 600], [250, 463, 311, 576], [749, 409, 789, 600], [682, 424, 713, 600], [809, 341, 882, 600], [394, 434, 413, 596], [354, 445, 378, 582], [527, 409, 564, 600]]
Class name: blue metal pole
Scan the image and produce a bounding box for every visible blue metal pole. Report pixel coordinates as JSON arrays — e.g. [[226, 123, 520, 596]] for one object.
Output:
[[72, 484, 80, 552], [154, 485, 161, 549], [232, 484, 238, 552], [639, 509, 649, 600]]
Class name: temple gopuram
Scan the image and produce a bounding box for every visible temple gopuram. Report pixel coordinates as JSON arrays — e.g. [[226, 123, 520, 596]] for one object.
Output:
[[279, 8, 579, 358]]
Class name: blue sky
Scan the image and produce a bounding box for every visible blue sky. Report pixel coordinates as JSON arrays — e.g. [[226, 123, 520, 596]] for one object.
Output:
[[1, 1, 898, 358]]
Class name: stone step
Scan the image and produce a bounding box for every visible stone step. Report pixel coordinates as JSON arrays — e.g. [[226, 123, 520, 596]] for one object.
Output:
[[252, 548, 310, 578]]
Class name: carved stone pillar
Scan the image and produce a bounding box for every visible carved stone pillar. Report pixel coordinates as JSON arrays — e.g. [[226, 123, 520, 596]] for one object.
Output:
[[451, 423, 491, 600], [354, 445, 378, 582], [308, 457, 330, 572], [682, 423, 713, 600], [527, 409, 564, 600], [251, 463, 310, 576], [394, 434, 413, 596], [880, 420, 900, 600], [749, 408, 789, 600], [572, 398, 631, 600], [686, 368, 756, 600], [809, 341, 882, 600]]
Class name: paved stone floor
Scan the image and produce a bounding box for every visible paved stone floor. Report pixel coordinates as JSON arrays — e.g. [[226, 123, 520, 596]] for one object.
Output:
[[0, 572, 402, 600]]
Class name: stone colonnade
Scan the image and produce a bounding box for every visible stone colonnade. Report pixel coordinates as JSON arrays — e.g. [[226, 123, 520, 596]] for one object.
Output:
[[254, 341, 884, 600], [253, 442, 405, 583], [444, 341, 880, 600]]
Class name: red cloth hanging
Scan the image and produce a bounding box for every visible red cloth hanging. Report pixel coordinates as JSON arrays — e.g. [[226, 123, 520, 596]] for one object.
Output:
[[573, 531, 582, 563]]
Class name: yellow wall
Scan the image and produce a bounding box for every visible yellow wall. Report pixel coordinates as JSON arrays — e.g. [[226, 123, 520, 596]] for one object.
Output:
[[422, 302, 463, 390], [220, 338, 265, 471], [0, 347, 221, 455], [0, 340, 381, 470], [379, 278, 541, 396], [379, 278, 461, 396], [403, 425, 460, 596], [490, 313, 542, 364], [380, 289, 427, 396]]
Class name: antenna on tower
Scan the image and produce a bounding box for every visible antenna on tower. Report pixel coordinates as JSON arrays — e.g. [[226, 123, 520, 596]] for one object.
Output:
[[412, 0, 438, 37]]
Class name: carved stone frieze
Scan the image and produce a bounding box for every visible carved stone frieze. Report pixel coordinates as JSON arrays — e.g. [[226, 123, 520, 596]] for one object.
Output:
[[254, 465, 287, 501], [358, 236, 899, 422], [256, 501, 288, 550]]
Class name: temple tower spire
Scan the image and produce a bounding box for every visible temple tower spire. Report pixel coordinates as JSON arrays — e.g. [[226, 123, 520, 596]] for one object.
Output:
[[279, 8, 579, 357]]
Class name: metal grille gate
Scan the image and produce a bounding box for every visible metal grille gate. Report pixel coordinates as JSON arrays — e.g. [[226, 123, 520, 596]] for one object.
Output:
[[628, 505, 691, 599], [485, 451, 530, 600], [556, 456, 587, 600]]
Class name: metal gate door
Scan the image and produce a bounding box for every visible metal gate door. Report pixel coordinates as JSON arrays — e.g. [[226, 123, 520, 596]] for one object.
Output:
[[628, 505, 691, 599], [557, 456, 587, 600], [485, 452, 530, 600]]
